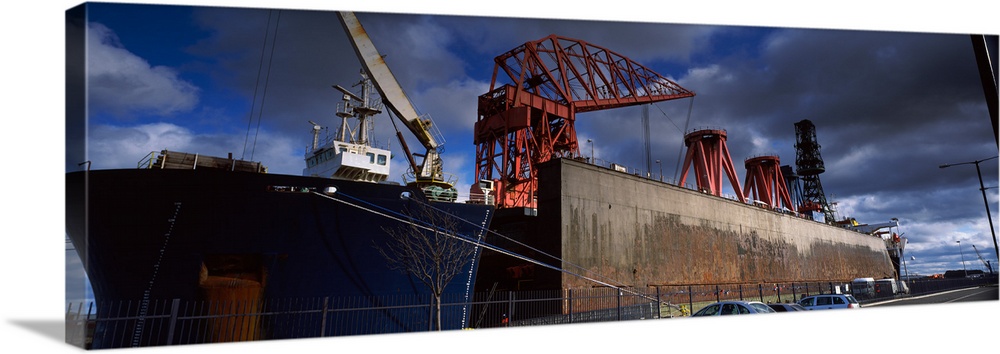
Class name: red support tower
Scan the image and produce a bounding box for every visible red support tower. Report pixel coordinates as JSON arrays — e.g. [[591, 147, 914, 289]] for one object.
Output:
[[743, 155, 794, 211], [472, 35, 695, 209], [677, 128, 746, 203]]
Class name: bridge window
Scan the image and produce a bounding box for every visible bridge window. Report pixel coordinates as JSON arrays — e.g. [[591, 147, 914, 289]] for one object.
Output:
[[377, 154, 387, 165]]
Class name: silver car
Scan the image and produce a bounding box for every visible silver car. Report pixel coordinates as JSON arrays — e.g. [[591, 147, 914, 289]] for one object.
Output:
[[797, 294, 861, 310], [692, 301, 777, 316]]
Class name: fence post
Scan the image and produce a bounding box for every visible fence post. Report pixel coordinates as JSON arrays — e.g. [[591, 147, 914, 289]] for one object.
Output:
[[687, 286, 693, 314], [617, 288, 622, 321], [776, 284, 782, 303], [739, 284, 743, 301], [568, 289, 574, 324], [319, 297, 329, 337], [758, 284, 764, 302], [715, 285, 720, 302], [791, 282, 796, 301], [507, 291, 514, 327], [429, 294, 435, 331], [86, 302, 94, 348], [165, 299, 180, 346], [655, 287, 661, 319]]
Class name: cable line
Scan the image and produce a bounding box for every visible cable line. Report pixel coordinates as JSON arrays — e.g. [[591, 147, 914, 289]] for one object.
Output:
[[312, 190, 659, 302]]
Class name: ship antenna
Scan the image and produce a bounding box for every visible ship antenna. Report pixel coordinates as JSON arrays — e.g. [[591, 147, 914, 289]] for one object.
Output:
[[308, 120, 321, 151]]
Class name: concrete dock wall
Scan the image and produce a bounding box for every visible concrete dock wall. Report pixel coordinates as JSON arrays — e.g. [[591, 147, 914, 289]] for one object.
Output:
[[537, 158, 895, 289]]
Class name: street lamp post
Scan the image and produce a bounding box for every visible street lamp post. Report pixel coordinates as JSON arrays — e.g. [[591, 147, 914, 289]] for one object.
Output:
[[939, 155, 999, 261], [656, 159, 662, 182], [587, 139, 595, 165], [957, 240, 968, 278], [893, 217, 910, 281], [902, 239, 910, 281]]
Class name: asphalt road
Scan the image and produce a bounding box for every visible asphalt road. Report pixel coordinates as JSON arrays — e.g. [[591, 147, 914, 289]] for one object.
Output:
[[865, 285, 998, 307]]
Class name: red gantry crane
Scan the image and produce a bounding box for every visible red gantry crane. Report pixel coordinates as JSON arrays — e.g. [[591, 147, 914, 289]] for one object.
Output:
[[743, 154, 794, 210], [677, 128, 746, 203], [471, 35, 695, 209]]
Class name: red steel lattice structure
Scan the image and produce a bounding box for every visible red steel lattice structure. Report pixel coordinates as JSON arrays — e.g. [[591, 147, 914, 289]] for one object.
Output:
[[677, 128, 746, 203], [743, 155, 794, 211], [473, 35, 695, 209]]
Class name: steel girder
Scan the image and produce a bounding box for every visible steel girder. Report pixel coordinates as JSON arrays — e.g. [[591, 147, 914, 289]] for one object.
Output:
[[677, 129, 746, 203], [473, 35, 694, 208]]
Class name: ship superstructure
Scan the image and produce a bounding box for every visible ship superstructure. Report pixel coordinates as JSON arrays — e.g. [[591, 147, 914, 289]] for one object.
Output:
[[303, 73, 391, 183]]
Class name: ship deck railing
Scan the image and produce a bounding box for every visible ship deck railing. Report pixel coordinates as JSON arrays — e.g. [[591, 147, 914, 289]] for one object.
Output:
[[137, 150, 267, 173]]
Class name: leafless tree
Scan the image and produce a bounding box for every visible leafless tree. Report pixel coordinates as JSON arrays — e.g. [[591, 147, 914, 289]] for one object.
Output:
[[375, 203, 476, 331]]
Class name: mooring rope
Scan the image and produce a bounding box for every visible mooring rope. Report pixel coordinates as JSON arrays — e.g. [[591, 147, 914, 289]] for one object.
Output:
[[405, 196, 636, 293]]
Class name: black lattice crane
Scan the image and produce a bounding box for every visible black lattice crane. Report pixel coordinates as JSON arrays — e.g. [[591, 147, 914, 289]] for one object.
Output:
[[794, 119, 835, 222], [972, 244, 995, 274]]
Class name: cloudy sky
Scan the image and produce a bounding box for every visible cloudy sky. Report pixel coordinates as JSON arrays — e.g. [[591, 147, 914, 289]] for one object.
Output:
[[66, 1, 997, 286], [3, 1, 999, 352]]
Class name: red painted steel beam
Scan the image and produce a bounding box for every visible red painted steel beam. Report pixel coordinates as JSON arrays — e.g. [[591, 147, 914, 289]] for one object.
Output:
[[473, 34, 695, 209], [491, 35, 694, 111], [743, 155, 795, 211], [678, 129, 746, 203]]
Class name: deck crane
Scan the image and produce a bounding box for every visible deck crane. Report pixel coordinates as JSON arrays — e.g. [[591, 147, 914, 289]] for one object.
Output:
[[972, 244, 994, 274], [337, 12, 456, 201], [471, 35, 695, 209]]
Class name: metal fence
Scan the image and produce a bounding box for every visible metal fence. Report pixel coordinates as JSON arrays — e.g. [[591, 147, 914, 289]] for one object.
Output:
[[857, 274, 998, 303], [66, 276, 998, 349]]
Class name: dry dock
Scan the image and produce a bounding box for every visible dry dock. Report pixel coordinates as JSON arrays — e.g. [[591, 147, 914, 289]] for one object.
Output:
[[476, 158, 895, 292]]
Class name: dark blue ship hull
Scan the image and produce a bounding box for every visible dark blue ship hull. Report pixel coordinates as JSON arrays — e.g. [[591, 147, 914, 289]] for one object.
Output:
[[66, 168, 493, 347]]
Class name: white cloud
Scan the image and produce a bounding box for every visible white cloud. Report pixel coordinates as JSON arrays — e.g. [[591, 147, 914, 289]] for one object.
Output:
[[88, 123, 195, 169], [65, 250, 92, 304], [411, 78, 491, 135], [240, 133, 304, 175], [86, 22, 199, 117], [87, 122, 305, 175], [682, 64, 734, 87], [827, 145, 876, 179]]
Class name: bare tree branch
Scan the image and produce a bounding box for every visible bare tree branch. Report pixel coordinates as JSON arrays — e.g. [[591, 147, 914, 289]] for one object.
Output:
[[374, 202, 476, 330]]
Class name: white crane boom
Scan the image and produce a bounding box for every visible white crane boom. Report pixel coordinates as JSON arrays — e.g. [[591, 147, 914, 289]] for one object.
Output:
[[336, 11, 445, 185]]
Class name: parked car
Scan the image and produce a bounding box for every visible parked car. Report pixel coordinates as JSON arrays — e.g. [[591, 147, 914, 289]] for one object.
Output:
[[797, 294, 860, 310], [767, 303, 807, 312], [692, 301, 777, 316], [850, 277, 875, 299]]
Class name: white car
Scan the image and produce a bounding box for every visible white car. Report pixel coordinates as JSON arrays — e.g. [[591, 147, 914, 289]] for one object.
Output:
[[797, 294, 861, 310]]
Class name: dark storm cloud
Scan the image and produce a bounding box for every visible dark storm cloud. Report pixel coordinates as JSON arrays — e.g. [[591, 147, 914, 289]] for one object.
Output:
[[565, 22, 998, 275], [432, 14, 719, 65], [186, 8, 361, 139], [78, 3, 998, 275], [657, 28, 994, 200]]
